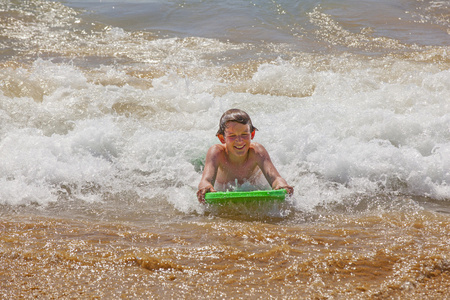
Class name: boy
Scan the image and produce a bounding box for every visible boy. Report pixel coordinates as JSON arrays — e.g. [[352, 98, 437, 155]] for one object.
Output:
[[197, 109, 294, 203]]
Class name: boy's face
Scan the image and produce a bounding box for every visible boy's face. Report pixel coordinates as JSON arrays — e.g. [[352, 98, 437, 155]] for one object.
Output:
[[221, 121, 253, 157]]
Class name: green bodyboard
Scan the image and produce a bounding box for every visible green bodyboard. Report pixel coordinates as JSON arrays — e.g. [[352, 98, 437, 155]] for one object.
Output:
[[205, 189, 287, 204]]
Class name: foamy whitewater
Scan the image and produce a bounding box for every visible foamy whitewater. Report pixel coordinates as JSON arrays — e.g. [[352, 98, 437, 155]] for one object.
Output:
[[1, 0, 449, 298]]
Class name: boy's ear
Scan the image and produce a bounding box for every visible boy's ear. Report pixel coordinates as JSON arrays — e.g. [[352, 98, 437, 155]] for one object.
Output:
[[217, 134, 225, 144], [251, 130, 255, 139]]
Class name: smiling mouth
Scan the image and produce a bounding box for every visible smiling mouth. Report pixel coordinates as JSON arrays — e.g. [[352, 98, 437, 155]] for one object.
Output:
[[234, 145, 245, 150]]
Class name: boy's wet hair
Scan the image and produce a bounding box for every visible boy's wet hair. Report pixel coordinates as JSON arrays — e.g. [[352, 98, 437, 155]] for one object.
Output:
[[216, 108, 258, 136]]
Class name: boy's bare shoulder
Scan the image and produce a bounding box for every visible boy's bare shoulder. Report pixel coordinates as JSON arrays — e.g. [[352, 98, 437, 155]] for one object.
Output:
[[249, 142, 271, 160], [250, 142, 269, 154], [209, 143, 226, 151], [207, 143, 226, 157]]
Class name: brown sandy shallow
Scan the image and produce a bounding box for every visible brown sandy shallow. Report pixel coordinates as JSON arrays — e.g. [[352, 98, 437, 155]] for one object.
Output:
[[1, 208, 449, 299]]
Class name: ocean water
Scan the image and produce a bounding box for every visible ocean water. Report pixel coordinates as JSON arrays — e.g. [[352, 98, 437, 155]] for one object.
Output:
[[1, 0, 449, 298]]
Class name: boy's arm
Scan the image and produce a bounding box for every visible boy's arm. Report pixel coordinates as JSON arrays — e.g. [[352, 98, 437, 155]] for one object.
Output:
[[254, 143, 294, 195], [197, 145, 220, 203]]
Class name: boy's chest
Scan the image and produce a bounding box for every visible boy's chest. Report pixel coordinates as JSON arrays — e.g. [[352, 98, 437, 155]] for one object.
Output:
[[216, 161, 260, 183]]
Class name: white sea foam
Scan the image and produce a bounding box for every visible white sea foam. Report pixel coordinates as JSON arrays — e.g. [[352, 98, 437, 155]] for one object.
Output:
[[1, 54, 448, 213]]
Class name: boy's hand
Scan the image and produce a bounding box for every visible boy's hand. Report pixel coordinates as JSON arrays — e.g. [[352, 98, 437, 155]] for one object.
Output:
[[272, 179, 294, 196], [279, 185, 294, 196], [197, 185, 216, 203]]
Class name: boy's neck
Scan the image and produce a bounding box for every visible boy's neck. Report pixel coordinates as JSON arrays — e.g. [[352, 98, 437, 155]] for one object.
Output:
[[227, 149, 249, 165]]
